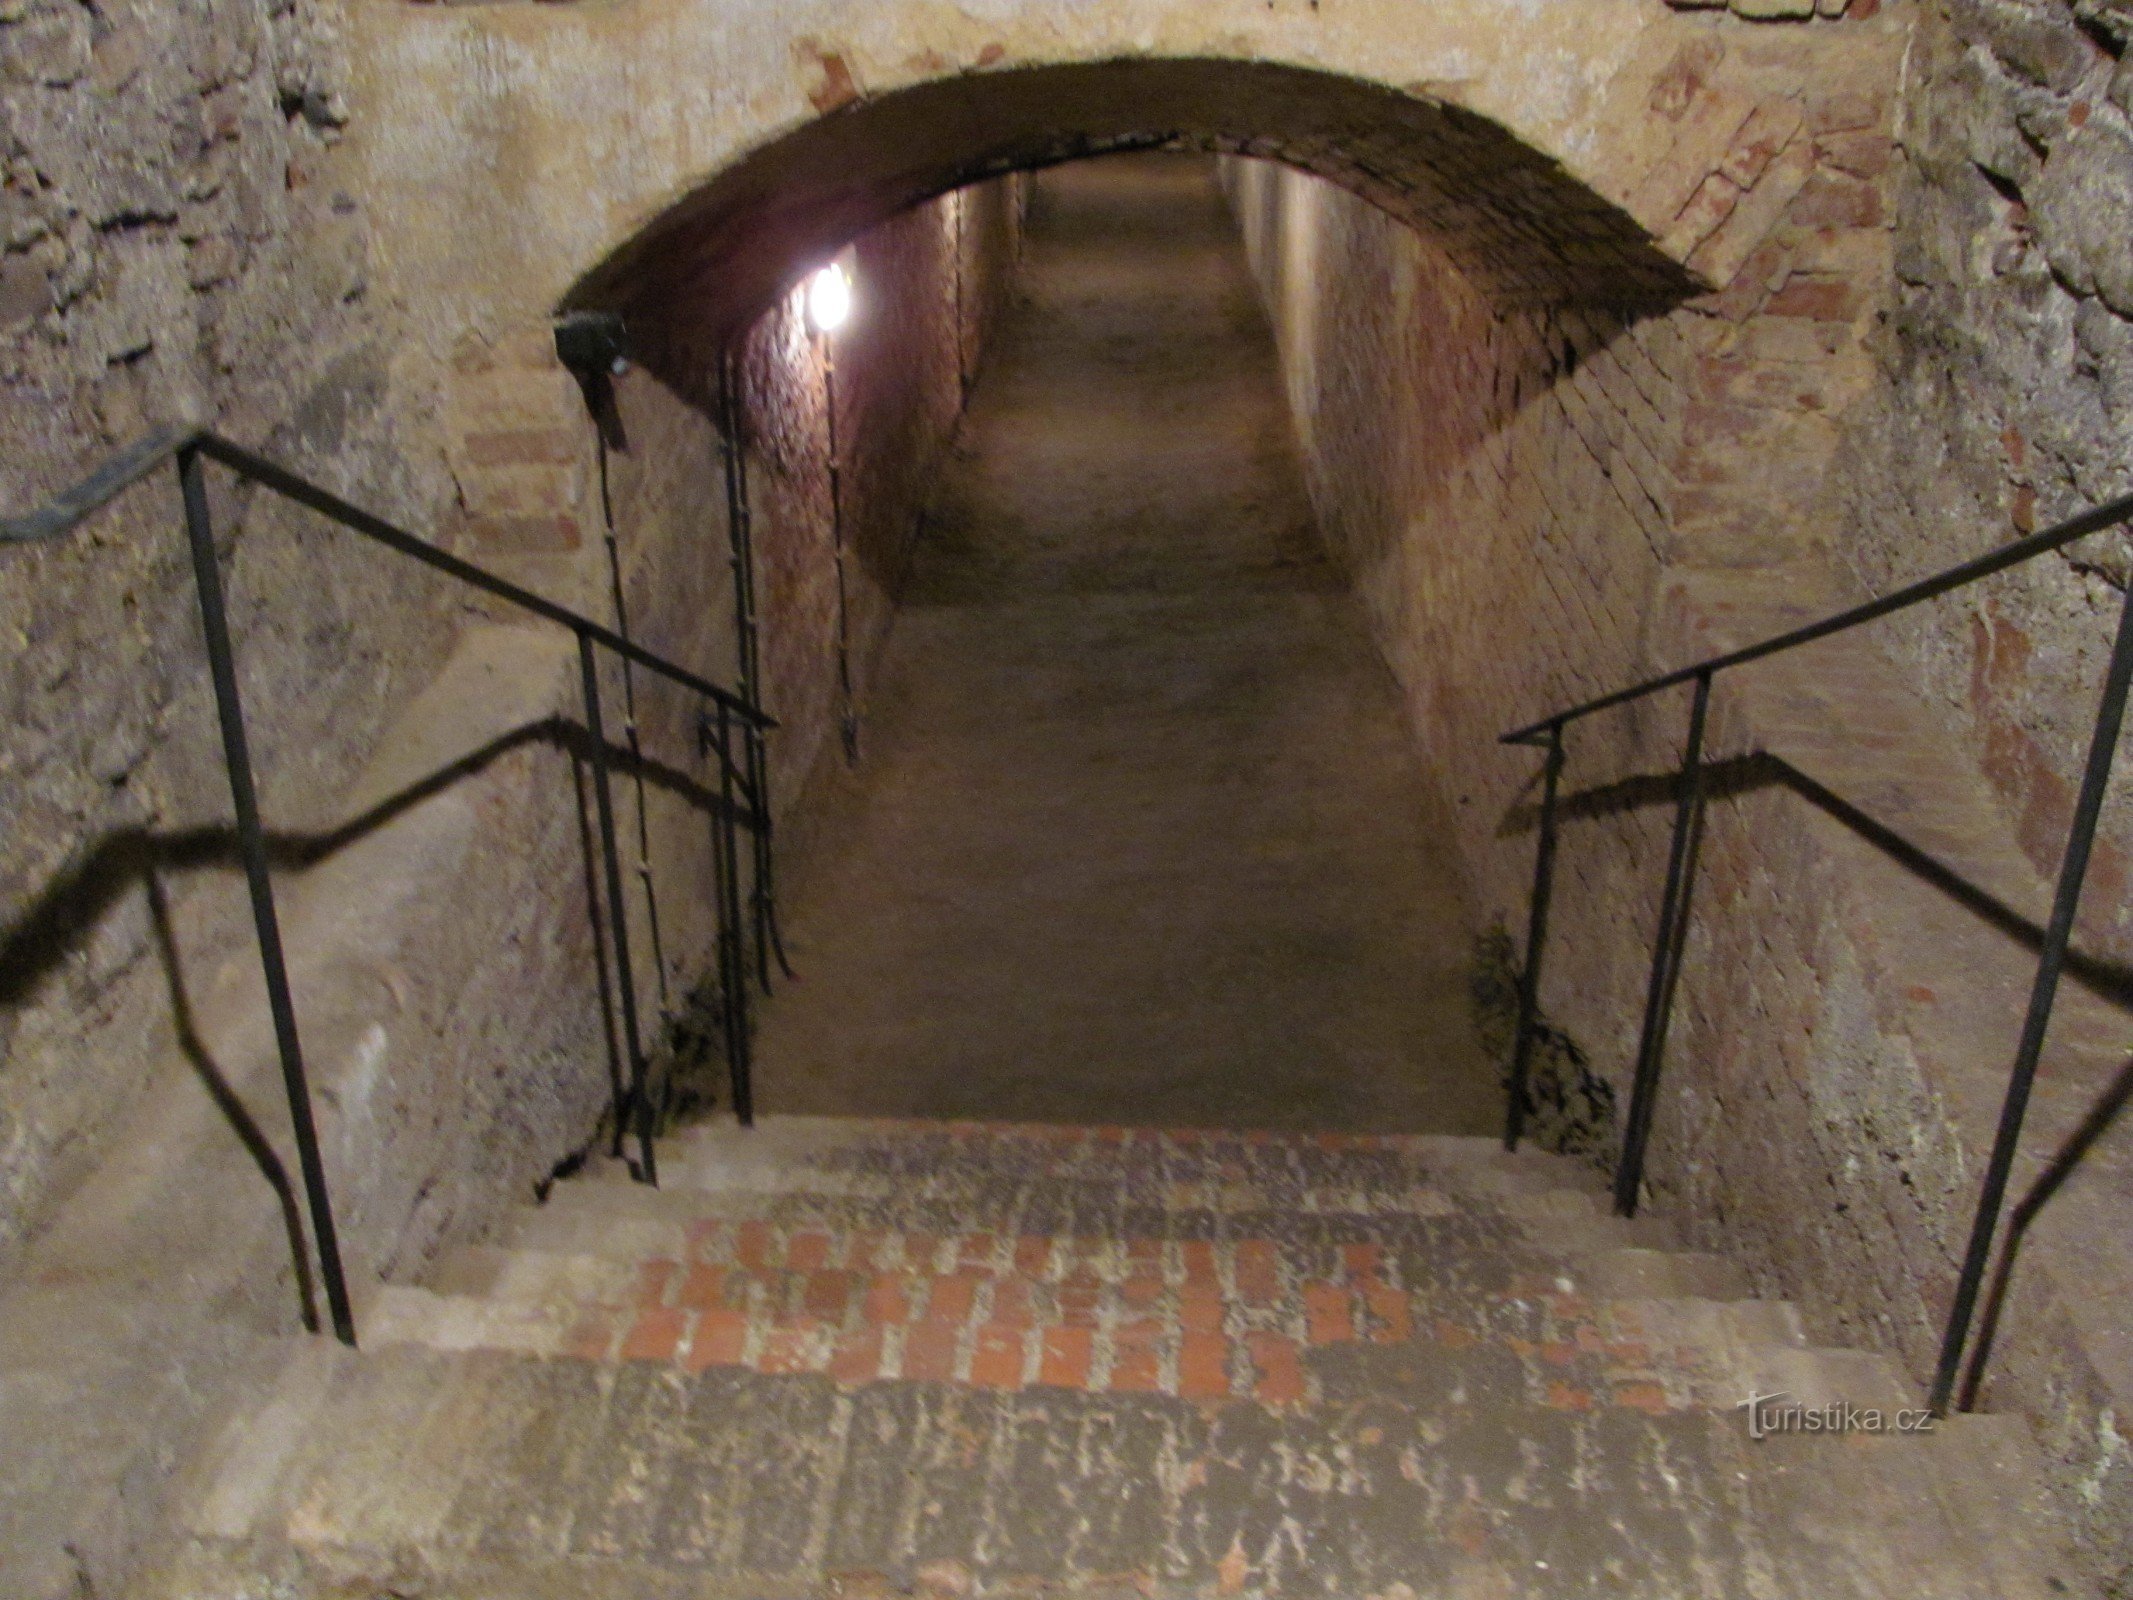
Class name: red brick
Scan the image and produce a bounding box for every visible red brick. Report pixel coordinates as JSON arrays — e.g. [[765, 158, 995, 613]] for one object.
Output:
[[1545, 1382, 1595, 1412], [1234, 1240, 1280, 1304], [900, 1234, 941, 1273], [620, 1306, 686, 1364], [1614, 1382, 1672, 1415], [956, 1234, 1000, 1270], [636, 1258, 679, 1308], [756, 1324, 821, 1376], [1245, 1332, 1305, 1406], [1014, 1235, 1054, 1277], [1340, 1242, 1382, 1279], [989, 1277, 1037, 1330], [902, 1320, 961, 1383], [1039, 1325, 1096, 1388], [969, 1324, 1026, 1390], [1109, 1325, 1163, 1393], [675, 1262, 730, 1313], [1179, 1283, 1225, 1336], [804, 1269, 857, 1322], [1816, 130, 1890, 179], [1180, 1239, 1219, 1287], [787, 1231, 832, 1272], [735, 1220, 776, 1271], [827, 1327, 886, 1385], [1121, 1272, 1163, 1311], [1178, 1332, 1231, 1400], [863, 1274, 912, 1325], [685, 1308, 749, 1371], [1056, 1284, 1103, 1328], [1763, 276, 1858, 321], [1302, 1281, 1355, 1345], [1359, 1278, 1412, 1343], [924, 1271, 981, 1325], [1788, 173, 1882, 230], [462, 426, 577, 467], [464, 514, 579, 554]]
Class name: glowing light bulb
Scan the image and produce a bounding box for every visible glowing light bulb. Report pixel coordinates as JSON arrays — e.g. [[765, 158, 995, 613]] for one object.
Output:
[[807, 262, 852, 334]]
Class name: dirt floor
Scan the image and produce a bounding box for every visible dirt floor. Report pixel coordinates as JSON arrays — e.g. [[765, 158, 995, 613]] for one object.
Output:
[[755, 153, 1498, 1136]]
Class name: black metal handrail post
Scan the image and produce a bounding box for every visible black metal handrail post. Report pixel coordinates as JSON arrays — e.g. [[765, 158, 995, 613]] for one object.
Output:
[[1504, 721, 1565, 1151], [1928, 580, 2133, 1414], [178, 444, 357, 1345], [1613, 668, 1712, 1218], [714, 700, 755, 1124], [578, 633, 658, 1185], [5, 426, 785, 1335]]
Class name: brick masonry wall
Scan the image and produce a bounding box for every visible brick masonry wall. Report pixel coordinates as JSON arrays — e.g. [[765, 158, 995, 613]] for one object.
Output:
[[1223, 18, 2133, 1577], [723, 178, 1029, 825]]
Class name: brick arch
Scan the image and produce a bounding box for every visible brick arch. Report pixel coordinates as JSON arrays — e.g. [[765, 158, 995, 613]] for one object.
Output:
[[562, 57, 1695, 394], [353, 0, 1868, 372]]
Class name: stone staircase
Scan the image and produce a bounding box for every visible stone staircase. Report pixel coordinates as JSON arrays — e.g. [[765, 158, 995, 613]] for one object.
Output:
[[143, 1117, 2085, 1598]]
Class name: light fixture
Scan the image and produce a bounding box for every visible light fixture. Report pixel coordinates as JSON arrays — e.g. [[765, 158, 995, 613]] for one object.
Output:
[[807, 261, 852, 335]]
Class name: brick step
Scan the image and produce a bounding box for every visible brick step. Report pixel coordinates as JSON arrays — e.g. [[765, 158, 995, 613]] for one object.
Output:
[[380, 1236, 1801, 1409], [150, 1338, 2083, 1599]]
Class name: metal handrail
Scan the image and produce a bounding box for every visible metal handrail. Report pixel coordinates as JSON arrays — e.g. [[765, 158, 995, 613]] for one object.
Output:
[[1500, 485, 2133, 746], [3, 428, 778, 1347], [1497, 491, 2133, 1417]]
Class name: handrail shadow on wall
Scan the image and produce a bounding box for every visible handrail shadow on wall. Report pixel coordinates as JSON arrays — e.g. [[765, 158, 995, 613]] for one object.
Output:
[[2, 429, 773, 1346], [1499, 486, 2133, 1416]]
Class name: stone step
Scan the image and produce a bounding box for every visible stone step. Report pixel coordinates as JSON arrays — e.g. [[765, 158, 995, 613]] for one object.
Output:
[[506, 1165, 1678, 1268], [149, 1337, 2083, 1599], [1561, 1243, 1753, 1301], [622, 1115, 1610, 1203]]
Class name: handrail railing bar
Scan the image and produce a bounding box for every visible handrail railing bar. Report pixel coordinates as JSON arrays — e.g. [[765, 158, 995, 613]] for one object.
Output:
[[178, 443, 358, 1346], [4, 428, 769, 727], [1927, 577, 2133, 1414], [1503, 722, 1565, 1152], [5, 423, 783, 1336], [715, 698, 756, 1125], [194, 435, 770, 727], [578, 633, 658, 1186], [1502, 489, 2133, 744], [1611, 669, 1713, 1218]]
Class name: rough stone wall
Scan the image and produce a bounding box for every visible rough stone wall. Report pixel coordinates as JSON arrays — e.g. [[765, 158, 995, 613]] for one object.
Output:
[[0, 0, 462, 1269], [1825, 0, 2133, 964], [0, 0, 1023, 1309]]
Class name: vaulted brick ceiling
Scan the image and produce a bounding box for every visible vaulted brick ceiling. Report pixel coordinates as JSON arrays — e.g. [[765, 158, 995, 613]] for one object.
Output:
[[567, 60, 1693, 402]]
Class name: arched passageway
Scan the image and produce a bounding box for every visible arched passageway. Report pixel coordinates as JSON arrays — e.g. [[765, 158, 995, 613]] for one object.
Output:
[[754, 153, 1497, 1133]]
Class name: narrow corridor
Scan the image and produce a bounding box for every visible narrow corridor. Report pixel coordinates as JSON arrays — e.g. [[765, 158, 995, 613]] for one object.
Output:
[[758, 155, 1496, 1135]]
